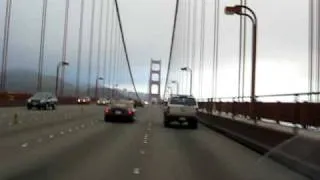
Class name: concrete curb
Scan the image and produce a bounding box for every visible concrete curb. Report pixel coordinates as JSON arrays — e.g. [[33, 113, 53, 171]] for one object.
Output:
[[198, 114, 320, 179]]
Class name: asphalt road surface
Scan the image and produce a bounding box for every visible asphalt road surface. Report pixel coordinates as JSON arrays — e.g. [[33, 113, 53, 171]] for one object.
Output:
[[0, 105, 308, 180]]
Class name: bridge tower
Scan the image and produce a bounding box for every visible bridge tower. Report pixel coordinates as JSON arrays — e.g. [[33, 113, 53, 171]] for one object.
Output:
[[148, 59, 161, 103]]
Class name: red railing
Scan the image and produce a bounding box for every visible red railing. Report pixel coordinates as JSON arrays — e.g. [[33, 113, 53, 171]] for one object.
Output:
[[198, 92, 320, 127]]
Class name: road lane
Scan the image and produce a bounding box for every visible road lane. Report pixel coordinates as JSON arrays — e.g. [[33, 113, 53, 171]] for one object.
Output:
[[0, 106, 308, 180]]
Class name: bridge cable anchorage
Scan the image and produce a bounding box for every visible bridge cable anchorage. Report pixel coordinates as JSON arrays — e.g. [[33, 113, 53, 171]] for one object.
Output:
[[87, 0, 96, 96], [114, 0, 141, 101], [75, 0, 85, 96], [163, 0, 180, 98]]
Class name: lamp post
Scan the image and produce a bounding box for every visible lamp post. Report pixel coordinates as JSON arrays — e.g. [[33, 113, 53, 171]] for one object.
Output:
[[225, 5, 257, 120], [167, 86, 173, 98], [95, 76, 104, 99], [171, 80, 179, 95], [180, 67, 192, 96], [55, 61, 69, 96], [112, 84, 118, 99]]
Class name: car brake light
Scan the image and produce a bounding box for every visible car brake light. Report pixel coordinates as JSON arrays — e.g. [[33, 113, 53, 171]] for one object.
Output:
[[104, 107, 110, 113], [128, 108, 133, 115]]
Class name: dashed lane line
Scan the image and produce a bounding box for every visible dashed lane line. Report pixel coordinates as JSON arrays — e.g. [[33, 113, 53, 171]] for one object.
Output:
[[49, 134, 54, 139], [21, 142, 29, 148], [133, 168, 140, 175]]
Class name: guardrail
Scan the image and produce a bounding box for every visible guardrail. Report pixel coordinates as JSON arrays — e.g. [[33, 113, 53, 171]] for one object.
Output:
[[198, 92, 320, 128]]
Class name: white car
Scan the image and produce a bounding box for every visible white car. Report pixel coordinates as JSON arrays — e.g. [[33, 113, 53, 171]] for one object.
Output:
[[163, 95, 198, 129]]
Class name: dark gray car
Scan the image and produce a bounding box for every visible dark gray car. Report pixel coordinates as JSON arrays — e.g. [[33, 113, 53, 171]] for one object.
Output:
[[26, 92, 58, 110]]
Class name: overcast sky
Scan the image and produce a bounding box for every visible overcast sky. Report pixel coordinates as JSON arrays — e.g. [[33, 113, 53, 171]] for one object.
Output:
[[0, 0, 311, 98]]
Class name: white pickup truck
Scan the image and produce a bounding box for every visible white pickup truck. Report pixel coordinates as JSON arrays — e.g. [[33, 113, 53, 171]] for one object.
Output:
[[163, 95, 198, 129]]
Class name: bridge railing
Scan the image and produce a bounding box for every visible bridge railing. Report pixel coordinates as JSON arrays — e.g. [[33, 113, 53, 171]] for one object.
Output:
[[0, 92, 79, 107], [197, 92, 320, 128]]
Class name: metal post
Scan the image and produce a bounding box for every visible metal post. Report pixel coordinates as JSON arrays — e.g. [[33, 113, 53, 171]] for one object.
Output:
[[55, 63, 61, 96], [1, 0, 13, 91], [95, 78, 99, 99], [250, 20, 257, 120], [190, 69, 193, 96]]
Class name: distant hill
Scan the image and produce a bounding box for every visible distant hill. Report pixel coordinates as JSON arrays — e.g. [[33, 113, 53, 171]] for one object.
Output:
[[6, 69, 76, 95], [6, 69, 149, 100]]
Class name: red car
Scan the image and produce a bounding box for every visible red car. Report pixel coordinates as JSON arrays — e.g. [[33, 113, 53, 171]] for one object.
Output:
[[77, 97, 91, 104]]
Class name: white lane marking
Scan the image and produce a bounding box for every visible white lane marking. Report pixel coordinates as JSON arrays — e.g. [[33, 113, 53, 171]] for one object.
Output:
[[37, 138, 43, 143], [49, 134, 54, 139], [81, 124, 85, 128], [143, 140, 148, 144], [21, 142, 28, 148], [60, 131, 65, 135], [75, 126, 79, 130], [144, 136, 148, 140], [68, 128, 73, 132], [133, 168, 140, 175], [140, 150, 145, 155]]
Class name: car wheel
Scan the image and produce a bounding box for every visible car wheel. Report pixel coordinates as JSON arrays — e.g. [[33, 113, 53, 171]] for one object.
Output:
[[104, 116, 109, 122], [189, 120, 198, 129], [27, 106, 32, 110], [52, 104, 56, 110]]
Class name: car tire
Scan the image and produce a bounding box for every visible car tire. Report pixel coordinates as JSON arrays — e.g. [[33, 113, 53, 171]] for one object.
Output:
[[51, 104, 56, 110], [189, 120, 198, 129], [27, 106, 32, 110], [104, 116, 109, 122]]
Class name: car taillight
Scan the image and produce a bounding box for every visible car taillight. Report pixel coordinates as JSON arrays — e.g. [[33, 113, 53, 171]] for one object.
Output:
[[104, 107, 110, 113], [128, 108, 133, 115]]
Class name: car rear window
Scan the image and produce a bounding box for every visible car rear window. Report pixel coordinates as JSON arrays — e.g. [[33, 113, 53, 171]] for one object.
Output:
[[170, 97, 196, 106]]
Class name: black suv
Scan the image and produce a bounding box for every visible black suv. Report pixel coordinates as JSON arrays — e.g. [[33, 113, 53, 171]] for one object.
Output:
[[27, 92, 58, 110]]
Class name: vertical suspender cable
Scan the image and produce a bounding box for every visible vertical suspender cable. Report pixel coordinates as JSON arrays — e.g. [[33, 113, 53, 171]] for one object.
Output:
[[309, 0, 314, 101], [1, 0, 13, 91], [212, 0, 217, 98], [97, 0, 104, 80], [37, 0, 48, 91], [199, 0, 206, 98], [108, 4, 115, 97], [317, 1, 320, 101], [214, 0, 220, 98], [76, 0, 85, 96], [103, 0, 111, 96], [87, 0, 96, 96], [238, 0, 243, 100], [191, 0, 197, 97], [60, 0, 70, 96]]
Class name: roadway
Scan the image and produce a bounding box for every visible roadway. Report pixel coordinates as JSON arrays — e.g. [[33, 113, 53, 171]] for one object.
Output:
[[0, 105, 308, 180]]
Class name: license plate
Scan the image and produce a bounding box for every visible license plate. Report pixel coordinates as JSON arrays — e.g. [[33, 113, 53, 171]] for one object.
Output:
[[115, 111, 122, 115], [179, 117, 186, 121]]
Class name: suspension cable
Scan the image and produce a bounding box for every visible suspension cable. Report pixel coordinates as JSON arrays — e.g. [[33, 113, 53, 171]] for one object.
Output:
[[163, 0, 180, 99]]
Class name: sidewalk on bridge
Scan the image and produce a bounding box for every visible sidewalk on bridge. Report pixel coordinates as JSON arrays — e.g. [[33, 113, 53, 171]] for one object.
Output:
[[199, 109, 320, 140]]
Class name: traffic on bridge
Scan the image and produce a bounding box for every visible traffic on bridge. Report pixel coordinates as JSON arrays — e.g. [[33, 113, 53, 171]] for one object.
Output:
[[0, 0, 318, 179]]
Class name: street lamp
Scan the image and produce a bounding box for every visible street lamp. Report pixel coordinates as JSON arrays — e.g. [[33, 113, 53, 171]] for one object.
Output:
[[180, 67, 192, 96], [225, 5, 257, 119], [55, 61, 69, 96], [95, 76, 104, 99], [112, 84, 118, 99], [167, 86, 173, 98], [171, 80, 179, 95]]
